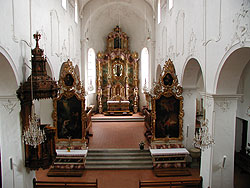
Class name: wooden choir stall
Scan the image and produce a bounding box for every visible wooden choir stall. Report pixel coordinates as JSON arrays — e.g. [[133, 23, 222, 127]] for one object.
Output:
[[96, 26, 139, 115]]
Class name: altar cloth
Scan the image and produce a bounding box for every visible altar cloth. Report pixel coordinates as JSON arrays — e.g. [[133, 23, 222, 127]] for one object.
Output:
[[150, 148, 189, 156], [56, 149, 88, 157]]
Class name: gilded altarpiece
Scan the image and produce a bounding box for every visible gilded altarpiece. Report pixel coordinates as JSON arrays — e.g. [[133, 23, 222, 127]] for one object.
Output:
[[96, 26, 139, 114], [53, 60, 87, 143], [148, 59, 184, 142]]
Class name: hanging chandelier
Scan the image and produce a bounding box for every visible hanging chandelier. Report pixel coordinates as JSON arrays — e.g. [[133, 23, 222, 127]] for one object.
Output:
[[23, 102, 46, 148], [193, 118, 214, 151], [22, 71, 46, 148]]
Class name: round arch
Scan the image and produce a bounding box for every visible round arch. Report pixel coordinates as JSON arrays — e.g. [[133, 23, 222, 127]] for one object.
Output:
[[215, 43, 250, 94], [0, 51, 18, 95], [0, 46, 19, 86], [182, 58, 204, 90], [156, 64, 161, 81]]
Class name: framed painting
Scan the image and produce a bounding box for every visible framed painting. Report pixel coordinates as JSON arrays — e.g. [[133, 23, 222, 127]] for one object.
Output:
[[151, 59, 184, 142], [56, 94, 83, 140], [153, 95, 183, 141], [53, 60, 86, 142]]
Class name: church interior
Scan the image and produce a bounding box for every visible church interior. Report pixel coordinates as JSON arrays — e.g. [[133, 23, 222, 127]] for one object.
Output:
[[0, 0, 250, 188]]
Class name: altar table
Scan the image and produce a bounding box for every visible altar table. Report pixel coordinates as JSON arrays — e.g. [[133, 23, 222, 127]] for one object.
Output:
[[107, 100, 130, 111], [150, 148, 189, 165]]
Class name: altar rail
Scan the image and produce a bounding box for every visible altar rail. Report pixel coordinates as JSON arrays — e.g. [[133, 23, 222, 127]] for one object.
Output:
[[139, 177, 202, 188], [33, 178, 98, 188]]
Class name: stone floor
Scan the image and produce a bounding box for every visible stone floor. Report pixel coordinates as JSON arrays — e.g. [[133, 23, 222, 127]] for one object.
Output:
[[36, 118, 201, 188]]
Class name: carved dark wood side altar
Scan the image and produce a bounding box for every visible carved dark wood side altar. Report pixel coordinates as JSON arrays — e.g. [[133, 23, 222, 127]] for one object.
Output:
[[96, 26, 139, 115], [16, 33, 58, 170], [145, 59, 184, 142], [52, 60, 87, 145]]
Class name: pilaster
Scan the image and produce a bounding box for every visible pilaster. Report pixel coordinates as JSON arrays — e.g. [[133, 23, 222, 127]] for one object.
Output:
[[211, 94, 239, 188], [182, 88, 198, 149], [0, 95, 35, 188]]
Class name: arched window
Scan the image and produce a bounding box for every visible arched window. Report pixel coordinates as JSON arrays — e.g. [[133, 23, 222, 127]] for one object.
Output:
[[158, 0, 161, 24], [74, 0, 78, 23], [87, 48, 96, 94], [169, 0, 173, 10], [141, 47, 149, 92], [62, 0, 67, 10]]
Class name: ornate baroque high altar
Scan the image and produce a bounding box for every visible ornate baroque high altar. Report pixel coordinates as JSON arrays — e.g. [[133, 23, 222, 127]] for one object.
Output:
[[96, 26, 139, 115]]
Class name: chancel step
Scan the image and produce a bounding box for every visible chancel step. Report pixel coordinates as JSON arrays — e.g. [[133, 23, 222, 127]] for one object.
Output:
[[85, 149, 153, 170]]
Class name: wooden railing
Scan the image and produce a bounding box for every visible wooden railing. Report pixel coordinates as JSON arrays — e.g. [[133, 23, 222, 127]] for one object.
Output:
[[139, 177, 202, 188], [33, 178, 98, 188]]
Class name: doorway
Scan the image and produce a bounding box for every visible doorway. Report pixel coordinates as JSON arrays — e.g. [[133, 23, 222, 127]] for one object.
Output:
[[234, 117, 250, 188]]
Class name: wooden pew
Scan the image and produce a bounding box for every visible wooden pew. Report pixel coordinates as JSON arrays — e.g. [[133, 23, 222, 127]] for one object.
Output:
[[33, 178, 98, 188], [139, 177, 202, 188]]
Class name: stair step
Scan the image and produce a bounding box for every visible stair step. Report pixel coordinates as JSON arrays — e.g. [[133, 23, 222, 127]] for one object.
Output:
[[88, 149, 150, 153], [87, 153, 150, 156], [86, 160, 152, 165], [85, 164, 153, 170], [87, 156, 152, 160], [85, 148, 152, 170]]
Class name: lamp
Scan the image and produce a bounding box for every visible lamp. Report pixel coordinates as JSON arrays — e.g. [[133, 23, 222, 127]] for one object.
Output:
[[22, 102, 46, 148], [193, 118, 214, 151]]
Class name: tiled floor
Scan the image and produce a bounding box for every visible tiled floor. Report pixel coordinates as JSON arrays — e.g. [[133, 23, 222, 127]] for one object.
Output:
[[88, 121, 149, 149], [36, 119, 200, 188]]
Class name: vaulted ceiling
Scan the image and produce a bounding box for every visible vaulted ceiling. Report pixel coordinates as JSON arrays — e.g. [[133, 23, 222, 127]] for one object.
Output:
[[79, 0, 155, 54]]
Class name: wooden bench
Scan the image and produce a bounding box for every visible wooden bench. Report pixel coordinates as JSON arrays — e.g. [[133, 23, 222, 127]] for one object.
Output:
[[33, 178, 98, 188], [139, 177, 202, 188], [153, 168, 191, 177]]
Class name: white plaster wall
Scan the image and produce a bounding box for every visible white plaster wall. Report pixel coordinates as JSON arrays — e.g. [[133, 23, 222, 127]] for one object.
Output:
[[0, 0, 81, 187], [0, 0, 81, 82], [40, 99, 54, 126], [155, 0, 250, 187], [212, 97, 238, 188], [182, 89, 197, 149], [155, 0, 250, 94], [0, 97, 35, 188]]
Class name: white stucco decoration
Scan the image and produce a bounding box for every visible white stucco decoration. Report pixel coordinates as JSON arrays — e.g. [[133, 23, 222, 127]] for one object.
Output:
[[215, 98, 232, 112], [2, 99, 17, 114], [225, 0, 250, 51]]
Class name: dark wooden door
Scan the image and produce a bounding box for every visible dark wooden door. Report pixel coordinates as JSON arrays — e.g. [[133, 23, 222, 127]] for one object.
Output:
[[241, 119, 248, 154]]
